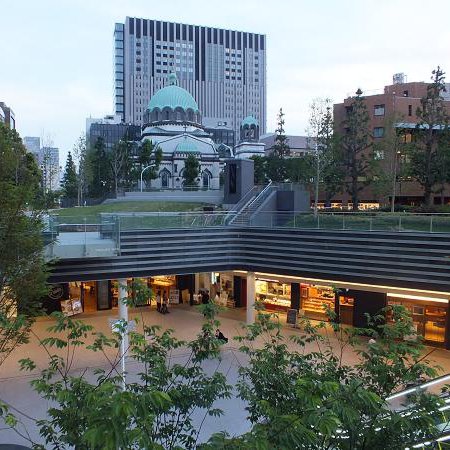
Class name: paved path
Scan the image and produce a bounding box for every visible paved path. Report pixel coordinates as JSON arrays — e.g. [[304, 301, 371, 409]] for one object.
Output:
[[1, 304, 449, 447]]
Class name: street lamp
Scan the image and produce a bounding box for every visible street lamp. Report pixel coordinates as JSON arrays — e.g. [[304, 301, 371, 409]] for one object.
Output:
[[391, 149, 402, 213], [140, 164, 156, 192]]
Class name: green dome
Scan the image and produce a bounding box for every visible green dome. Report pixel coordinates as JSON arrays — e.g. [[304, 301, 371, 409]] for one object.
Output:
[[148, 74, 199, 112], [175, 140, 198, 153], [242, 115, 258, 127]]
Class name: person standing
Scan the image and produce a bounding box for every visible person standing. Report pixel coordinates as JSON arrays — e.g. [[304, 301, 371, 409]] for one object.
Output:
[[162, 291, 169, 314], [156, 290, 162, 313]]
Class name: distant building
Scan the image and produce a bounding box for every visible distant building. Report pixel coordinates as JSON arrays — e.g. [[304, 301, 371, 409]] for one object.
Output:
[[333, 73, 450, 207], [234, 115, 265, 159], [40, 146, 60, 192], [205, 122, 235, 148], [259, 133, 315, 157], [114, 17, 267, 139], [0, 102, 16, 129], [141, 72, 221, 189], [86, 114, 141, 150], [23, 136, 41, 161]]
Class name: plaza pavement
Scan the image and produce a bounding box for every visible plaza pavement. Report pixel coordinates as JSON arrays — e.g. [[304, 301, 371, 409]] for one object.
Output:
[[1, 304, 450, 447]]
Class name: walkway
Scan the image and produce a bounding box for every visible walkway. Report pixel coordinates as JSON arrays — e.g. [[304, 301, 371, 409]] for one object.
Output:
[[1, 304, 449, 447]]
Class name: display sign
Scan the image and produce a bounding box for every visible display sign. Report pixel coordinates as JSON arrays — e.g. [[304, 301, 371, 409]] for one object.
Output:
[[60, 298, 83, 316], [286, 308, 298, 326], [169, 289, 180, 304]]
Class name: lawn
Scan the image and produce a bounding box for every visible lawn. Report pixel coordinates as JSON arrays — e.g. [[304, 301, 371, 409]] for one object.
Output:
[[51, 201, 210, 219]]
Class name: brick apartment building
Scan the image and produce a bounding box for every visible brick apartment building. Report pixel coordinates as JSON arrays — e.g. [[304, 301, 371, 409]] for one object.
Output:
[[332, 73, 450, 208]]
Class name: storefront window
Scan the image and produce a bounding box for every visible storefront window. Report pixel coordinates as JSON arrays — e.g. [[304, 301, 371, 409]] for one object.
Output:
[[300, 284, 335, 320], [387, 297, 447, 343], [256, 279, 291, 311]]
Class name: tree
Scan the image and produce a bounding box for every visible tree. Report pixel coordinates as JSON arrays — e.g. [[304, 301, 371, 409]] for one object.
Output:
[[285, 155, 315, 185], [0, 123, 47, 367], [307, 98, 336, 213], [85, 137, 111, 198], [61, 151, 78, 199], [72, 134, 88, 206], [203, 305, 447, 449], [183, 154, 200, 188], [251, 155, 267, 184], [137, 140, 163, 189], [407, 66, 450, 207], [340, 89, 373, 211], [16, 283, 231, 450], [272, 108, 290, 158], [108, 139, 132, 197]]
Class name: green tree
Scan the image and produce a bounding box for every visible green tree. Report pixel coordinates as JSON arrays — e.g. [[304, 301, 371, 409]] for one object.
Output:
[[183, 154, 200, 188], [61, 151, 78, 199], [203, 305, 446, 449], [250, 155, 267, 184], [340, 89, 373, 211], [285, 155, 315, 185], [108, 139, 132, 197], [272, 108, 290, 158], [0, 123, 47, 367], [72, 134, 88, 206], [137, 140, 163, 189], [407, 66, 450, 206], [18, 282, 231, 450], [85, 137, 111, 197]]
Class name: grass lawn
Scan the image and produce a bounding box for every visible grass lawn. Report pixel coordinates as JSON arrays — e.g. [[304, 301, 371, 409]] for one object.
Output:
[[52, 201, 210, 219]]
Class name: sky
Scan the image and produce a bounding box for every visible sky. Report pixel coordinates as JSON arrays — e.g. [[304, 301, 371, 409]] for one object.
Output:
[[1, 0, 450, 165]]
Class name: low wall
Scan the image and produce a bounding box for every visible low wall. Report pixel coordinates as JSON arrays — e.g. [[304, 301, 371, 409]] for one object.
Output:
[[104, 190, 224, 204]]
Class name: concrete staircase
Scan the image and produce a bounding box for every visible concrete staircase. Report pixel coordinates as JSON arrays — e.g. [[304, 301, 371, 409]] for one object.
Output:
[[228, 182, 276, 226]]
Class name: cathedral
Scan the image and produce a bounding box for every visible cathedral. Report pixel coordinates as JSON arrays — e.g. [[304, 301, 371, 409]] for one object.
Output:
[[140, 73, 264, 189]]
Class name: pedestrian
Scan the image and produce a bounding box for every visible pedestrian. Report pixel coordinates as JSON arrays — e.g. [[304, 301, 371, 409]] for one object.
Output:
[[202, 290, 210, 305], [156, 290, 162, 313], [161, 291, 169, 314], [215, 329, 228, 343]]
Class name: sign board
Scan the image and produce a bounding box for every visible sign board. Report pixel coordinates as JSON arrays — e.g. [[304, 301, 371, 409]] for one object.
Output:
[[286, 309, 298, 326], [169, 289, 180, 304], [60, 298, 83, 317], [109, 318, 137, 334]]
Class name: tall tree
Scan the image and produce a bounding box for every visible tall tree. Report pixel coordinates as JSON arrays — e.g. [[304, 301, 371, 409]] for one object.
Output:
[[61, 151, 78, 199], [341, 89, 373, 211], [108, 139, 132, 197], [85, 137, 111, 197], [72, 134, 87, 206], [407, 66, 450, 206], [137, 140, 163, 189], [0, 124, 47, 367], [250, 155, 267, 184], [272, 108, 290, 158], [182, 154, 200, 188]]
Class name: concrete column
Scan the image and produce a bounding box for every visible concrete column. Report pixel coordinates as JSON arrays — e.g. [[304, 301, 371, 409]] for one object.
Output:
[[246, 271, 256, 324], [118, 278, 128, 389], [194, 273, 200, 293]]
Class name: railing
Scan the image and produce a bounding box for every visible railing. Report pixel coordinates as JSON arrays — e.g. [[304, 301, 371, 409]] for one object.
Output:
[[43, 215, 120, 259], [45, 211, 450, 238], [248, 211, 450, 233], [227, 182, 274, 225]]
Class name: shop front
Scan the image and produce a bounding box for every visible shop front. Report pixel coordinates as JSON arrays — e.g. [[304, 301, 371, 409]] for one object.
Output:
[[387, 294, 448, 345]]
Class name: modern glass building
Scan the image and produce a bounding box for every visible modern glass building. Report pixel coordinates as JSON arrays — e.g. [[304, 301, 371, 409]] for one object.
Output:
[[113, 18, 266, 139]]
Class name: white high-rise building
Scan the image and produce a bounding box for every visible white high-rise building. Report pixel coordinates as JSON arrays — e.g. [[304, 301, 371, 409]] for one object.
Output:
[[24, 136, 60, 192], [114, 18, 267, 139]]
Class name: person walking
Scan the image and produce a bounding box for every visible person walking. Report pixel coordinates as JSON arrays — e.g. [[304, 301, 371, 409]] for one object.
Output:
[[156, 290, 162, 313], [161, 291, 169, 314]]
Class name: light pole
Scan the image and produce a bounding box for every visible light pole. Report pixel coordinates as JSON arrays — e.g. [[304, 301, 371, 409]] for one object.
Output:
[[391, 148, 402, 213], [140, 164, 156, 192]]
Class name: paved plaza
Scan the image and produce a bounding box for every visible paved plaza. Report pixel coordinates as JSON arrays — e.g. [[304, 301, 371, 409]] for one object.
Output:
[[1, 305, 450, 447]]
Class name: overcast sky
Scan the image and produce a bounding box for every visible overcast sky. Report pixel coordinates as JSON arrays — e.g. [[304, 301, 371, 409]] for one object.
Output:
[[2, 0, 449, 165]]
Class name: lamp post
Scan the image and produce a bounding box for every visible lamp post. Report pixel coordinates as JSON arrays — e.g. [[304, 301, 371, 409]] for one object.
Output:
[[391, 149, 401, 213], [314, 137, 320, 217], [140, 164, 156, 192]]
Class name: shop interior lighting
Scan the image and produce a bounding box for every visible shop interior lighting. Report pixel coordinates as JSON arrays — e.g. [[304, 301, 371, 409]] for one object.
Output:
[[387, 293, 448, 304]]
